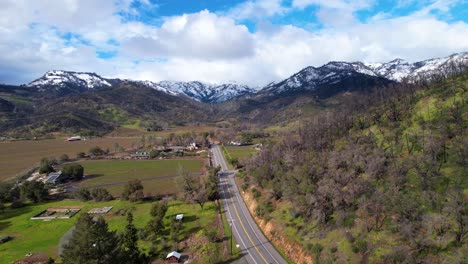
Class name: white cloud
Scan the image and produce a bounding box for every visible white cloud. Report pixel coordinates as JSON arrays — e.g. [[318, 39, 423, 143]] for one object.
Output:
[[227, 0, 288, 20], [120, 10, 254, 60], [292, 0, 373, 10], [0, 0, 467, 88]]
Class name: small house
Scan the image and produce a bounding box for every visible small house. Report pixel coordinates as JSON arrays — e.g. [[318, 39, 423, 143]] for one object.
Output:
[[166, 251, 181, 263], [175, 214, 183, 221], [186, 142, 199, 151], [67, 136, 82, 141], [132, 151, 150, 159], [45, 171, 68, 185], [229, 140, 245, 146]]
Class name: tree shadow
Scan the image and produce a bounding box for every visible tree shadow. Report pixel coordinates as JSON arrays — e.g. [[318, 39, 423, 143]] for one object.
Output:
[[185, 226, 202, 235], [82, 174, 104, 180], [0, 206, 32, 221], [0, 221, 12, 232]]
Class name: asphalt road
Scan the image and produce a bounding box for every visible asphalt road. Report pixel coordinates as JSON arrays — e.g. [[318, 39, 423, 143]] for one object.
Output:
[[211, 145, 287, 264]]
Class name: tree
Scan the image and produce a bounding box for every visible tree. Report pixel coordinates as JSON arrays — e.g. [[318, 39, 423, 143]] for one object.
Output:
[[62, 164, 84, 181], [0, 182, 15, 203], [91, 188, 113, 201], [121, 179, 144, 202], [443, 188, 467, 246], [20, 181, 48, 203], [120, 212, 147, 263], [76, 152, 86, 159], [146, 201, 168, 240], [61, 214, 121, 264], [176, 167, 208, 209], [59, 154, 70, 163], [75, 188, 91, 201], [39, 158, 54, 174], [88, 147, 106, 156]]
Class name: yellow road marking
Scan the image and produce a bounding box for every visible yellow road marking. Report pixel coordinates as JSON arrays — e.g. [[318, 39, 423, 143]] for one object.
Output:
[[225, 173, 269, 264]]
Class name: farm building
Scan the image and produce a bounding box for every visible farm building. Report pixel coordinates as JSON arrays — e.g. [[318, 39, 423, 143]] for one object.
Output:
[[229, 140, 244, 146], [132, 151, 150, 159], [45, 171, 68, 185], [166, 251, 181, 263], [175, 214, 184, 221], [67, 136, 82, 141], [186, 142, 199, 151]]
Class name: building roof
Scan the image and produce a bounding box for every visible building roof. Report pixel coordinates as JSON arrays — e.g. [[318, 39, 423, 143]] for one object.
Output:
[[45, 171, 63, 183], [166, 251, 181, 259], [175, 214, 183, 220]]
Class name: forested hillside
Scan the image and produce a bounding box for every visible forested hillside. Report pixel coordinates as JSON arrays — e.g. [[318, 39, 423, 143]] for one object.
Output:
[[242, 71, 467, 262]]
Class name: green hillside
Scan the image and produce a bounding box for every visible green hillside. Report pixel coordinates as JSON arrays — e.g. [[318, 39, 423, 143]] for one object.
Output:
[[242, 72, 468, 262]]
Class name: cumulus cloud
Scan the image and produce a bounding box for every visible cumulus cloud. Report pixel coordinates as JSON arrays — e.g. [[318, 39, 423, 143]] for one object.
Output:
[[120, 10, 255, 60], [0, 0, 467, 87]]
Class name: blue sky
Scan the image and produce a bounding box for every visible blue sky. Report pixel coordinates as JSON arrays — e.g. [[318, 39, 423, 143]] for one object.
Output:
[[0, 0, 467, 86]]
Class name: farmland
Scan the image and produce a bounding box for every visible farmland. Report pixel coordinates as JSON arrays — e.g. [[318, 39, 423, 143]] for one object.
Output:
[[78, 159, 204, 196], [224, 145, 258, 160], [0, 199, 220, 263], [0, 137, 140, 181]]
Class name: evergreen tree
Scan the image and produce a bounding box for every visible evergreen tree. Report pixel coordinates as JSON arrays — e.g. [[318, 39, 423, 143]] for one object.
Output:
[[120, 212, 147, 264], [61, 214, 121, 264], [146, 201, 168, 241]]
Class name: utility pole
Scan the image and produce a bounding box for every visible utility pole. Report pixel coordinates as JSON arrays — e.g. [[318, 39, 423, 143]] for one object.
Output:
[[228, 219, 234, 255]]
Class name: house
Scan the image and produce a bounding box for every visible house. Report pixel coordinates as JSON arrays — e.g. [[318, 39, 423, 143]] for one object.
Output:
[[229, 140, 244, 146], [132, 151, 150, 159], [175, 214, 183, 221], [67, 136, 82, 141], [45, 171, 68, 185], [166, 251, 181, 263], [186, 142, 199, 151]]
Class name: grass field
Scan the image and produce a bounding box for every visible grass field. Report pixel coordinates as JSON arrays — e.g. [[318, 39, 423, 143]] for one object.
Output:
[[224, 146, 258, 160], [0, 199, 219, 263], [78, 159, 204, 196], [0, 137, 140, 182]]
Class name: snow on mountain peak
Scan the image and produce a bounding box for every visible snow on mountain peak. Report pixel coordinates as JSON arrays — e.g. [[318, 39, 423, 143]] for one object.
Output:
[[27, 70, 111, 90], [156, 80, 255, 103]]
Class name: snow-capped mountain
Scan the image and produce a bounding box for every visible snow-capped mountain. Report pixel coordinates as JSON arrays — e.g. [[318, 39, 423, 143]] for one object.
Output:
[[262, 61, 388, 96], [25, 71, 255, 103], [27, 70, 111, 91], [157, 81, 255, 103], [262, 52, 468, 96], [365, 52, 468, 81], [23, 52, 468, 102]]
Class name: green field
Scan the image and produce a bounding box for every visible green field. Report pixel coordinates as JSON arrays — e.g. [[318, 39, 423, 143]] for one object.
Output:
[[224, 146, 258, 160], [78, 159, 204, 196], [0, 199, 219, 263], [0, 137, 140, 181]]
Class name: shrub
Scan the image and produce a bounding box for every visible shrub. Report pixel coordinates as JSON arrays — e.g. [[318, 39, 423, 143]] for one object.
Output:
[[75, 188, 91, 201], [91, 188, 113, 201]]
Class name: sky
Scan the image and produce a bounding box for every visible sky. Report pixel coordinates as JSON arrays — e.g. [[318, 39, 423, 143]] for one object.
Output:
[[0, 0, 467, 86]]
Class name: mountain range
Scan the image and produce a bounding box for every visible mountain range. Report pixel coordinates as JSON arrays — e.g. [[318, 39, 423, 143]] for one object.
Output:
[[23, 52, 468, 103], [0, 52, 466, 137]]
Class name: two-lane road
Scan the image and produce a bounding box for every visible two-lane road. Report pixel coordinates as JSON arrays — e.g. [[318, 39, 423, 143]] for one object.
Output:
[[211, 145, 287, 264]]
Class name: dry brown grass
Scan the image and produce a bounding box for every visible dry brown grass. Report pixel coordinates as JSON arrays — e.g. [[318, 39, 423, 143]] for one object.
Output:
[[0, 137, 139, 181]]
